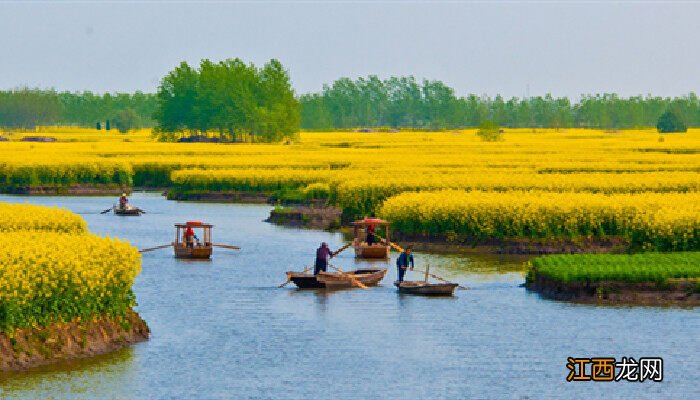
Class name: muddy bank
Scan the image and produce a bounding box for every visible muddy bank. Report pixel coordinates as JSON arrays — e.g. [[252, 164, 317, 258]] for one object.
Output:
[[266, 206, 342, 230], [0, 310, 149, 372], [388, 233, 630, 255], [525, 274, 700, 306], [166, 190, 270, 203], [3, 184, 131, 196]]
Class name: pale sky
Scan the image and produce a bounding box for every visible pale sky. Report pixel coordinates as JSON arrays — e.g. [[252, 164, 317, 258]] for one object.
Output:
[[1, 1, 699, 99]]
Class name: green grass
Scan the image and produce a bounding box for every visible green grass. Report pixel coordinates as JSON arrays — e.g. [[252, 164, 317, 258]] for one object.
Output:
[[528, 252, 700, 284]]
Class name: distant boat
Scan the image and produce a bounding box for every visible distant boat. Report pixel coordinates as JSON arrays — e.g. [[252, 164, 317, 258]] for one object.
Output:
[[352, 218, 391, 259], [113, 205, 143, 216]]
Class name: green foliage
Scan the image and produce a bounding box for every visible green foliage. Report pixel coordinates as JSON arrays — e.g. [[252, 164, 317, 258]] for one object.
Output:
[[300, 80, 700, 130], [529, 253, 700, 283], [476, 120, 502, 141], [113, 108, 142, 133], [657, 110, 687, 133], [0, 89, 157, 129], [153, 58, 300, 143], [0, 88, 61, 129]]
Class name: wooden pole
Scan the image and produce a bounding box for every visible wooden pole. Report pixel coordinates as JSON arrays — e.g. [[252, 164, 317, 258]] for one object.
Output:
[[411, 268, 468, 289], [212, 244, 241, 250], [331, 241, 353, 257], [139, 244, 173, 253], [327, 265, 368, 289], [278, 266, 311, 288], [424, 264, 430, 283]]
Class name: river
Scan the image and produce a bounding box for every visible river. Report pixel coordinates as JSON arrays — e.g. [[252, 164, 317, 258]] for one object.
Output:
[[0, 193, 697, 399]]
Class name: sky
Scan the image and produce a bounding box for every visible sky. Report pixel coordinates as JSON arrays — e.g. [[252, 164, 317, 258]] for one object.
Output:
[[1, 1, 699, 99]]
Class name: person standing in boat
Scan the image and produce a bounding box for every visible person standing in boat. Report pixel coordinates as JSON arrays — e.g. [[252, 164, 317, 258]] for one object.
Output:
[[184, 226, 196, 248], [314, 242, 334, 275], [396, 247, 414, 282], [118, 193, 129, 210], [366, 224, 376, 246]]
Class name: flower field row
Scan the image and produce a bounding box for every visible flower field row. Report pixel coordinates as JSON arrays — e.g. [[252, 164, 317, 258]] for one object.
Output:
[[0, 203, 87, 233], [0, 204, 141, 332], [378, 191, 700, 250], [527, 252, 700, 283]]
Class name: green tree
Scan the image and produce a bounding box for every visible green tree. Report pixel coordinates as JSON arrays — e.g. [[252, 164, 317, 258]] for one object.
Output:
[[113, 108, 142, 133], [656, 110, 687, 133], [476, 120, 502, 141]]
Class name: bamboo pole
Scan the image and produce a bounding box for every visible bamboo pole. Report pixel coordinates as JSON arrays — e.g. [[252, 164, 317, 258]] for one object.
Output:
[[139, 244, 173, 253], [331, 241, 353, 257], [410, 268, 468, 290], [327, 265, 368, 289], [278, 266, 311, 288], [212, 244, 241, 250]]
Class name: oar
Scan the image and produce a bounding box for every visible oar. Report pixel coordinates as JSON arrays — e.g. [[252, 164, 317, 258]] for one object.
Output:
[[139, 244, 173, 253], [278, 267, 311, 288], [100, 207, 113, 214], [411, 268, 468, 290], [212, 244, 241, 250], [331, 241, 353, 257], [328, 265, 368, 289]]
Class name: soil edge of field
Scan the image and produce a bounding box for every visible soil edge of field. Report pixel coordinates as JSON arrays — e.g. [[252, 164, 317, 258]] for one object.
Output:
[[0, 310, 149, 372]]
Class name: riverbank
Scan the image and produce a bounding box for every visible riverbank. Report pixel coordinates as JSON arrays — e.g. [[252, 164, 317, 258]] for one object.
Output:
[[526, 274, 700, 306], [1, 184, 130, 196], [0, 310, 149, 372], [266, 205, 342, 230], [388, 233, 630, 255], [525, 252, 700, 305]]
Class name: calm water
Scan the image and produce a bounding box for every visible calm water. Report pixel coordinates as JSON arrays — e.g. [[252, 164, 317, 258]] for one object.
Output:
[[0, 193, 697, 399]]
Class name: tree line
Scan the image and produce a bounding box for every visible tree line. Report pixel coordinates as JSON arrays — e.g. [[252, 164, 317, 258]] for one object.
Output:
[[153, 58, 299, 142], [300, 76, 700, 130], [0, 89, 157, 130], [3, 68, 700, 135]]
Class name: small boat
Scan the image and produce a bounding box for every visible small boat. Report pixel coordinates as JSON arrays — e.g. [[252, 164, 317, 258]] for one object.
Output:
[[286, 268, 388, 289], [394, 281, 458, 296], [394, 265, 458, 296], [113, 205, 143, 216], [352, 218, 391, 259], [173, 222, 213, 259]]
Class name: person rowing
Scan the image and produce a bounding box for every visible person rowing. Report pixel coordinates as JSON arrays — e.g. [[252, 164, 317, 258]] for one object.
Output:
[[314, 242, 335, 275], [118, 193, 129, 210]]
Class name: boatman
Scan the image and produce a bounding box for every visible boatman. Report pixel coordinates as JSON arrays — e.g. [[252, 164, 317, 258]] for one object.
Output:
[[314, 242, 334, 275], [396, 247, 414, 282], [184, 226, 196, 248], [119, 193, 129, 210], [366, 223, 376, 246]]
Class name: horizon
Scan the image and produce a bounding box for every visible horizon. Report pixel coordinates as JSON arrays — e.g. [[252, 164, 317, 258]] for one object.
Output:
[[2, 1, 699, 98]]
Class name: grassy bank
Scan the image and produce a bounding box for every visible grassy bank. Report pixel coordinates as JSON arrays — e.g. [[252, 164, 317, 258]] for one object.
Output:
[[525, 252, 700, 305]]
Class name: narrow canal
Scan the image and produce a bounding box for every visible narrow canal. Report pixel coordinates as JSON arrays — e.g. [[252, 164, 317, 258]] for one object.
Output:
[[0, 193, 697, 399]]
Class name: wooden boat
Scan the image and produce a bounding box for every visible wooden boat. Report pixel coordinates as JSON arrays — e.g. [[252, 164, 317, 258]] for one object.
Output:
[[173, 222, 213, 259], [113, 205, 142, 216], [286, 268, 388, 289], [352, 218, 391, 259], [394, 281, 458, 296]]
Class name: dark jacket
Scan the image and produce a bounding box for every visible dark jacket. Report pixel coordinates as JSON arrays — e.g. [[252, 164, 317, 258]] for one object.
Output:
[[316, 246, 333, 260], [396, 252, 414, 268]]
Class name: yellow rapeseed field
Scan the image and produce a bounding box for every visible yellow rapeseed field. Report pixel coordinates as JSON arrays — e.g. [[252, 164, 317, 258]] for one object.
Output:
[[0, 202, 141, 331], [1, 127, 699, 248]]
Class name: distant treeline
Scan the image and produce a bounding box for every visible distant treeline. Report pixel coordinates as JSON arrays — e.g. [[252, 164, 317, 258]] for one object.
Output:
[[0, 89, 156, 129], [4, 73, 700, 133], [300, 76, 700, 130]]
